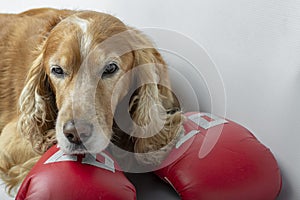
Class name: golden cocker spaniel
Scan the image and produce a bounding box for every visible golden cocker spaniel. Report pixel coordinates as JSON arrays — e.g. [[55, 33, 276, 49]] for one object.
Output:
[[0, 8, 183, 193]]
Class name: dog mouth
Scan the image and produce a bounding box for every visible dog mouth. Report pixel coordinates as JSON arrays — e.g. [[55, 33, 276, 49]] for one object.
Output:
[[66, 143, 89, 154], [61, 137, 110, 155]]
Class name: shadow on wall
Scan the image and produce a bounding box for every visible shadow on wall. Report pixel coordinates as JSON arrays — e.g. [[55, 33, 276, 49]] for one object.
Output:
[[277, 164, 293, 200]]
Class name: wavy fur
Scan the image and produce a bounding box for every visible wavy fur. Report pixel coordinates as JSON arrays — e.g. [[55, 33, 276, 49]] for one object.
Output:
[[0, 8, 72, 194], [18, 53, 58, 154], [129, 42, 183, 165]]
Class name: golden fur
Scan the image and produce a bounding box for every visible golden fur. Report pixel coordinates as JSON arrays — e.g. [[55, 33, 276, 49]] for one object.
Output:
[[0, 8, 183, 194]]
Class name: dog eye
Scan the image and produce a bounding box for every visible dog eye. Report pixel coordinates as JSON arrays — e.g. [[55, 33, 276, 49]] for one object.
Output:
[[51, 65, 65, 78], [102, 62, 119, 78]]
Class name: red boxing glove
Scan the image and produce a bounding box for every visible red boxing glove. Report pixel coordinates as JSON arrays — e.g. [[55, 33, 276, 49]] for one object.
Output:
[[16, 145, 136, 200], [155, 112, 282, 200]]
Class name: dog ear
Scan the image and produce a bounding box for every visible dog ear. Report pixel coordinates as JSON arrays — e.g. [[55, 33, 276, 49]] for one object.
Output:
[[17, 11, 75, 154], [129, 48, 178, 126], [128, 32, 183, 165], [18, 52, 57, 154]]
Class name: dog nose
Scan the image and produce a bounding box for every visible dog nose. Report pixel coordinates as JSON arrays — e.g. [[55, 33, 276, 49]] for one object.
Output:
[[63, 120, 92, 145]]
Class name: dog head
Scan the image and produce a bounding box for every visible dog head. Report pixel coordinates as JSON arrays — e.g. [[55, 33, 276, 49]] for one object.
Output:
[[18, 11, 180, 155]]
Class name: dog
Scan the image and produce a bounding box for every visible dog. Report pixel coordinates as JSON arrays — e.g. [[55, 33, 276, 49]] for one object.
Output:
[[0, 8, 183, 193]]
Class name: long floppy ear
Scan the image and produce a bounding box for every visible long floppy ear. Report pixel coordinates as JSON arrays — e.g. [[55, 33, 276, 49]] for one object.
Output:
[[129, 32, 183, 165], [16, 10, 75, 154], [18, 52, 57, 154]]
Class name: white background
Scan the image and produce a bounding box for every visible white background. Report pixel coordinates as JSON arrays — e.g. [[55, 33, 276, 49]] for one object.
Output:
[[1, 1, 299, 199]]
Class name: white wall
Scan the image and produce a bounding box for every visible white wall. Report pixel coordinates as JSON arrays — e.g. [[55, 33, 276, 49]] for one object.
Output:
[[1, 1, 299, 199]]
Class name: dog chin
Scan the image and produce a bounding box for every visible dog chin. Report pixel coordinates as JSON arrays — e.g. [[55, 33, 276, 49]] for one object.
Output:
[[62, 144, 88, 155], [58, 141, 109, 155]]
